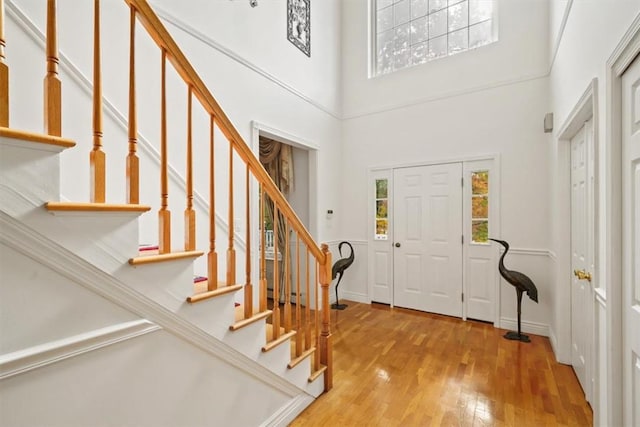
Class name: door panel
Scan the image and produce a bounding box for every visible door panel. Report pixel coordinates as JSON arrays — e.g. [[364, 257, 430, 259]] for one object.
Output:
[[467, 257, 493, 308], [393, 163, 462, 316], [369, 171, 393, 304], [372, 250, 392, 302], [464, 161, 495, 322], [570, 121, 593, 402], [622, 54, 640, 427]]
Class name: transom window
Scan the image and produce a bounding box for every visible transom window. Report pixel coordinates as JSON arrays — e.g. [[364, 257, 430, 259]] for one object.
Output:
[[374, 0, 497, 76]]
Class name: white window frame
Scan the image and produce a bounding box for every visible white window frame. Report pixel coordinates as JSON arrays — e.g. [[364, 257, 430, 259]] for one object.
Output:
[[369, 0, 499, 77]]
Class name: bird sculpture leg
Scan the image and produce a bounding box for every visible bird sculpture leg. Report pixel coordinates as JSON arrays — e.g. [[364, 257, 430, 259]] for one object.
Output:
[[331, 272, 348, 310], [504, 288, 531, 342]]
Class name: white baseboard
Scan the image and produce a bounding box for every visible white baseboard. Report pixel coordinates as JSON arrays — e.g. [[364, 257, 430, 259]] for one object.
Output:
[[499, 317, 549, 337], [548, 326, 560, 362], [340, 290, 369, 304], [261, 394, 315, 427]]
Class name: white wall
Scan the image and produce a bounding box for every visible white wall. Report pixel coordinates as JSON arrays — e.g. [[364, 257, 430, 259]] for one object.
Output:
[[341, 78, 552, 327], [547, 1, 640, 425], [150, 0, 342, 117], [341, 0, 549, 118], [339, 0, 552, 329]]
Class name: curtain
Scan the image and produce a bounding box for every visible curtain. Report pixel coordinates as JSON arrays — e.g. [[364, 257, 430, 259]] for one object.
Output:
[[259, 137, 294, 302]]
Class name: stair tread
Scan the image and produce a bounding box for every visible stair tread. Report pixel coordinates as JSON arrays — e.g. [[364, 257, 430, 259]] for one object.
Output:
[[0, 126, 76, 148], [308, 364, 327, 383], [262, 324, 296, 353], [193, 276, 211, 294], [47, 202, 151, 213], [186, 283, 242, 303], [129, 250, 204, 265], [288, 346, 316, 369], [229, 307, 272, 331]]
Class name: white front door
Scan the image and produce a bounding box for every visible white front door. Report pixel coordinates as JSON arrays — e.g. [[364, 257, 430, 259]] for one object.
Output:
[[463, 160, 495, 322], [622, 53, 640, 427], [393, 163, 463, 316], [570, 120, 594, 402], [370, 170, 393, 304]]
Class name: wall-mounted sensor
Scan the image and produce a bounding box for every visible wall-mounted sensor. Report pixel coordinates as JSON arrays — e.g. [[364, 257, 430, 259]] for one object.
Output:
[[543, 112, 553, 133]]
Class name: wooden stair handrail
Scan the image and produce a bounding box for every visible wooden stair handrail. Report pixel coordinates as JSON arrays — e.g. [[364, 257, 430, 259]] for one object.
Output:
[[124, 0, 324, 264]]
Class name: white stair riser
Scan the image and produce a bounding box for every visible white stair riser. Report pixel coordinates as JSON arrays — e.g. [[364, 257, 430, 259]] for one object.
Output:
[[223, 322, 268, 359], [41, 212, 141, 273], [0, 138, 63, 217]]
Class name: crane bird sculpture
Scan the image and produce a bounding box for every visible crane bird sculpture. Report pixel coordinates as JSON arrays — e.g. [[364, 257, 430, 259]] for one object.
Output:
[[331, 241, 355, 310], [489, 238, 539, 342]]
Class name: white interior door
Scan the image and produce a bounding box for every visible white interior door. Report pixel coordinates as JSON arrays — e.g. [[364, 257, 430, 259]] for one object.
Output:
[[622, 53, 640, 427], [393, 163, 462, 316], [570, 120, 594, 402]]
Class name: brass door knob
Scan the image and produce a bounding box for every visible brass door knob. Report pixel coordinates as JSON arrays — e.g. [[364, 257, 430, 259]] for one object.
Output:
[[573, 269, 592, 282]]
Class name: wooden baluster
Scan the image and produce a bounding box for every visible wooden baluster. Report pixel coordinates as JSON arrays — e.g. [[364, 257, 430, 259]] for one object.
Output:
[[319, 244, 333, 390], [0, 0, 8, 127], [90, 0, 105, 203], [314, 257, 320, 371], [259, 185, 267, 312], [244, 164, 252, 318], [158, 49, 171, 253], [272, 203, 280, 339], [227, 145, 236, 285], [284, 221, 292, 333], [207, 115, 218, 291], [295, 233, 302, 357], [44, 0, 61, 136], [184, 86, 195, 251], [305, 248, 311, 351], [126, 5, 139, 204]]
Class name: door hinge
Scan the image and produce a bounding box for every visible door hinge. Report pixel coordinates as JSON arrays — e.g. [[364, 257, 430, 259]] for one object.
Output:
[[461, 177, 464, 187], [461, 235, 464, 244], [461, 293, 464, 302]]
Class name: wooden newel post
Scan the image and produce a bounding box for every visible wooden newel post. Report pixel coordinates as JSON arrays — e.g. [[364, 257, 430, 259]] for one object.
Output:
[[319, 243, 333, 391], [0, 0, 9, 127]]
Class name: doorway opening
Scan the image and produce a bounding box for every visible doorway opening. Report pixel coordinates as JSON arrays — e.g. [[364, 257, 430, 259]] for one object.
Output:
[[556, 78, 598, 406], [252, 122, 318, 307]]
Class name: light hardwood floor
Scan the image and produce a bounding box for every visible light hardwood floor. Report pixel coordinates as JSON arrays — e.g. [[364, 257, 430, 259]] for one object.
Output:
[[291, 302, 592, 426]]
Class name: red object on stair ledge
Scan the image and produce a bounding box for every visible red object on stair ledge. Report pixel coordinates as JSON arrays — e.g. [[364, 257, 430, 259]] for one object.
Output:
[[139, 244, 159, 252]]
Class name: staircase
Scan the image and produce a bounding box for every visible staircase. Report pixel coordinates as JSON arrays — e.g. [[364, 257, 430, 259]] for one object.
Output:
[[0, 1, 333, 425]]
